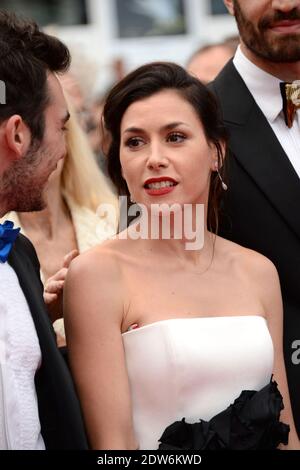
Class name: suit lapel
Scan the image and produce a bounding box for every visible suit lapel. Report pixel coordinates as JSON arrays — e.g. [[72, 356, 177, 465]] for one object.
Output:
[[212, 61, 300, 241], [8, 237, 56, 345], [7, 236, 89, 449]]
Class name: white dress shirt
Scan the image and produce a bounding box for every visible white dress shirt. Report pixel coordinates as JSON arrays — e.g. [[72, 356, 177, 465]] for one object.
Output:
[[233, 46, 300, 178], [0, 262, 45, 449]]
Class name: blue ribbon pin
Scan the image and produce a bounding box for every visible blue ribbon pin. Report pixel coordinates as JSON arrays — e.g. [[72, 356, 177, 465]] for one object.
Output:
[[0, 220, 20, 263]]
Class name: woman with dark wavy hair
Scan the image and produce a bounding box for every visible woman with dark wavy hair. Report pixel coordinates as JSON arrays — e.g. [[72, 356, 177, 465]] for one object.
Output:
[[64, 62, 299, 450]]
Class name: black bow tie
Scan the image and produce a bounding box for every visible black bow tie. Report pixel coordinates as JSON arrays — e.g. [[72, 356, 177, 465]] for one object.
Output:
[[280, 81, 300, 128]]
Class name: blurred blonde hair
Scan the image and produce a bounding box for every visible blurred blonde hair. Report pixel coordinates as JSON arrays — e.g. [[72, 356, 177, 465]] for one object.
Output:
[[62, 93, 119, 219]]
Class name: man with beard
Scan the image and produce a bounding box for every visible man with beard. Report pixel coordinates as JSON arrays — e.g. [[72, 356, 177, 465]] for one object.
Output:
[[0, 11, 87, 449], [210, 0, 300, 435]]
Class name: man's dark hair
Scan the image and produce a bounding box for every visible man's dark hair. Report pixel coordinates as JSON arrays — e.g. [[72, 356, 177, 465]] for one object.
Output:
[[0, 10, 71, 141]]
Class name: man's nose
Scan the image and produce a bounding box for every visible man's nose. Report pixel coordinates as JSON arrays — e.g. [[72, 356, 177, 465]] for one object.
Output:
[[272, 0, 300, 13]]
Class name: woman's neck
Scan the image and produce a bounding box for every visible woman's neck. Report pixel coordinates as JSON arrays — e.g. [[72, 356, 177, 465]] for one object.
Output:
[[127, 212, 215, 270], [148, 229, 214, 266], [134, 203, 209, 257]]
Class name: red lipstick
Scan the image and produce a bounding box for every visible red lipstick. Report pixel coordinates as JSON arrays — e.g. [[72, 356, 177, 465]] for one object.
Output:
[[143, 176, 178, 196]]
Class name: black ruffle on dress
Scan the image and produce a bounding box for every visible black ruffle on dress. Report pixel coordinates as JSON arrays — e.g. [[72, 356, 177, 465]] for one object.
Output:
[[158, 380, 289, 450]]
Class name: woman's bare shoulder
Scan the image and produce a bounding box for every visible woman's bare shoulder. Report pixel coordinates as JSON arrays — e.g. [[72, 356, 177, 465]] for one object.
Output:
[[216, 235, 278, 282], [70, 235, 132, 274], [64, 238, 129, 328]]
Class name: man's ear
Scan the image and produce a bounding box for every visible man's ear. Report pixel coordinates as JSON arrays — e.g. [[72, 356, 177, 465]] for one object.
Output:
[[223, 0, 235, 16], [4, 115, 31, 160]]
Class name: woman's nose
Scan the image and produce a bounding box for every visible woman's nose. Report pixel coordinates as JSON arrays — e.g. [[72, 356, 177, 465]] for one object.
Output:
[[146, 144, 169, 170]]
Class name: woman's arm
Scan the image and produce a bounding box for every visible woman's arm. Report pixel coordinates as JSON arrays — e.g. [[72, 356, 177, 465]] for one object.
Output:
[[258, 257, 300, 449], [64, 247, 138, 450]]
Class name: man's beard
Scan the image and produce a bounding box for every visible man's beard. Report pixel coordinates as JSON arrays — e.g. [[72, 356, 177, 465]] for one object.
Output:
[[234, 0, 300, 62], [0, 141, 50, 214]]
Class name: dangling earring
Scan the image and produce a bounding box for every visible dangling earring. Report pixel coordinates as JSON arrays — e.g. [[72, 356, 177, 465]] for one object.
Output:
[[214, 161, 228, 191], [129, 194, 135, 203]]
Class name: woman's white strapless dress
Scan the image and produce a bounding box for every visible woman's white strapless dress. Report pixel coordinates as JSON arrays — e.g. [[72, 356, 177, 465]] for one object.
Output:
[[122, 316, 274, 450]]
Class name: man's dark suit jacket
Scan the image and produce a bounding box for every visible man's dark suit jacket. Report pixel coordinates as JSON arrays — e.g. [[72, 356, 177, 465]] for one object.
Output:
[[210, 60, 300, 435], [8, 234, 88, 449]]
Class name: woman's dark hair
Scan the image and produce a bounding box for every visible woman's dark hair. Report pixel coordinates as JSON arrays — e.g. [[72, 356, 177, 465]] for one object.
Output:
[[0, 10, 70, 142], [103, 61, 228, 233]]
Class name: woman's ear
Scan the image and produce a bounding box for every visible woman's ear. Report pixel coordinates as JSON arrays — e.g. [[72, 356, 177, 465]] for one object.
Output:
[[219, 141, 226, 167], [210, 141, 226, 171], [4, 115, 31, 159]]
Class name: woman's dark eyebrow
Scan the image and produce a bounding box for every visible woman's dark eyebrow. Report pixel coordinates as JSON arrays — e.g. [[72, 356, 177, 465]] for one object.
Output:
[[123, 122, 188, 134]]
